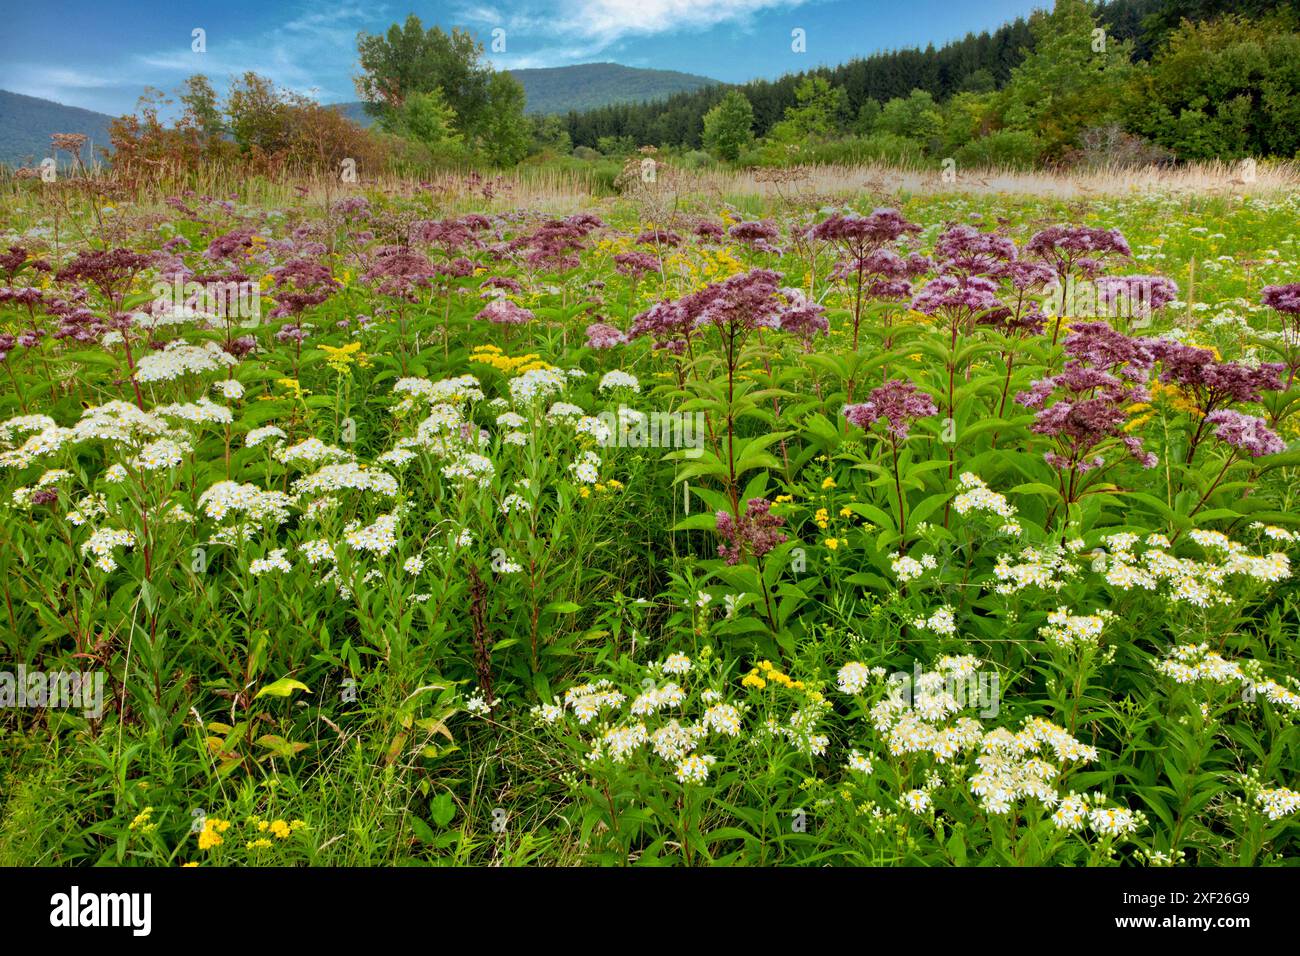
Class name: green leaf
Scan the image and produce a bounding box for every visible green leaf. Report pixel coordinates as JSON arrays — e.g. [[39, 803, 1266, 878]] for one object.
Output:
[[254, 677, 311, 699]]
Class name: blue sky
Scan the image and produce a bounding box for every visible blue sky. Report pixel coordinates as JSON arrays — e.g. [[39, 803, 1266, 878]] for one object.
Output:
[[0, 0, 1048, 115]]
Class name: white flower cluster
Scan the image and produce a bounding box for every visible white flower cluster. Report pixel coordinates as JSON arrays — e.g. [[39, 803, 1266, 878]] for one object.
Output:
[[245, 425, 287, 448], [157, 397, 233, 426], [569, 450, 601, 485], [80, 527, 136, 572], [1038, 606, 1115, 650], [1256, 787, 1300, 821], [911, 605, 957, 636], [392, 375, 484, 413], [343, 512, 400, 556], [1094, 532, 1290, 607], [970, 718, 1100, 816], [597, 370, 640, 393], [892, 552, 937, 581], [993, 547, 1078, 593], [274, 437, 353, 467], [509, 367, 567, 406], [953, 473, 1020, 535], [291, 462, 398, 498], [197, 480, 295, 524], [134, 340, 237, 383], [1154, 643, 1300, 712], [249, 548, 292, 575]]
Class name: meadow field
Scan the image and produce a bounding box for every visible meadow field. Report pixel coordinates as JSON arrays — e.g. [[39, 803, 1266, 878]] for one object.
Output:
[[1, 159, 1298, 867]]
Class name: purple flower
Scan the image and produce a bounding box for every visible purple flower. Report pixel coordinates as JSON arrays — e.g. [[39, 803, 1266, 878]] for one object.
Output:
[[1095, 275, 1179, 318], [481, 275, 523, 295], [1205, 410, 1286, 457], [715, 497, 787, 565], [689, 269, 785, 333], [204, 229, 257, 262], [1150, 339, 1284, 410], [934, 225, 1017, 277], [810, 209, 921, 247], [728, 220, 780, 245], [910, 275, 1002, 317], [585, 322, 627, 349], [635, 228, 682, 248], [268, 258, 339, 317], [478, 299, 533, 326], [614, 251, 660, 277], [777, 288, 829, 342], [333, 196, 371, 219], [1063, 322, 1155, 382], [843, 379, 938, 440], [1262, 284, 1300, 314], [628, 300, 691, 352], [1026, 225, 1132, 266], [363, 249, 438, 299]]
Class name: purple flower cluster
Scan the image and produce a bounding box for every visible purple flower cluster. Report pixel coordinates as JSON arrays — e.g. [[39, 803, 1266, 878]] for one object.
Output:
[[843, 379, 938, 441], [613, 251, 660, 277], [512, 214, 604, 272], [728, 220, 781, 252], [478, 299, 534, 326], [777, 288, 829, 343], [55, 248, 152, 305], [268, 259, 339, 317], [831, 248, 931, 301], [628, 300, 692, 353], [205, 228, 258, 262], [584, 322, 627, 349], [934, 225, 1016, 277], [688, 268, 786, 334], [1096, 274, 1179, 318], [635, 228, 682, 248], [1149, 339, 1284, 410], [715, 498, 787, 565], [810, 209, 921, 249], [1205, 410, 1286, 457], [1026, 225, 1131, 281], [363, 249, 438, 299], [1261, 284, 1300, 314], [910, 274, 1002, 318]]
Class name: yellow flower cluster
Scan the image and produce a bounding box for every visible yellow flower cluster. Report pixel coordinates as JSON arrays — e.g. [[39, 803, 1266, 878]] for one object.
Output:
[[741, 659, 807, 692], [277, 377, 308, 398], [319, 341, 371, 374], [1126, 380, 1202, 432], [470, 344, 552, 375], [129, 807, 157, 834], [249, 815, 308, 840], [197, 817, 231, 850]]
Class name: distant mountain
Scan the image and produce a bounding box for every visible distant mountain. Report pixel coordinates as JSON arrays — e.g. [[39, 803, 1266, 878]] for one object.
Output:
[[0, 90, 115, 168], [333, 62, 720, 125], [0, 62, 718, 168]]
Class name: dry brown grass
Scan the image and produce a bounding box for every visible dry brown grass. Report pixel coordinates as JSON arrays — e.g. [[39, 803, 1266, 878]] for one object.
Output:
[[5, 158, 1296, 220]]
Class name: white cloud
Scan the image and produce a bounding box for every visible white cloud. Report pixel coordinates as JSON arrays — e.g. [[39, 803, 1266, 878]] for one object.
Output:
[[465, 0, 810, 67]]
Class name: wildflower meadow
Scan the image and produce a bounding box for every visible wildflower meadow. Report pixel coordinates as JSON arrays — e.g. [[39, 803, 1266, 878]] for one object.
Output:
[[1, 163, 1298, 882]]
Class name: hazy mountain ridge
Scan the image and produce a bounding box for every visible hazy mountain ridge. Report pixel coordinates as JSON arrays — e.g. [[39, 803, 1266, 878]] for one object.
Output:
[[1, 63, 719, 166], [0, 90, 115, 167]]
